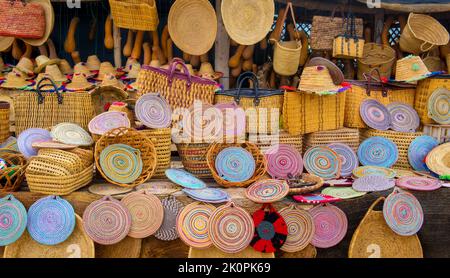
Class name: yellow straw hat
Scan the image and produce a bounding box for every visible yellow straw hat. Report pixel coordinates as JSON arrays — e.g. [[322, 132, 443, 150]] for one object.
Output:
[[426, 142, 450, 176], [22, 0, 55, 47], [86, 55, 101, 71], [198, 62, 223, 81], [74, 62, 94, 78], [45, 64, 67, 82], [96, 62, 117, 80], [221, 0, 275, 46], [59, 59, 73, 75], [15, 57, 35, 76], [298, 66, 346, 95], [395, 55, 441, 83], [34, 55, 60, 73], [100, 73, 125, 90], [0, 70, 32, 89], [65, 73, 95, 91], [125, 60, 141, 79]]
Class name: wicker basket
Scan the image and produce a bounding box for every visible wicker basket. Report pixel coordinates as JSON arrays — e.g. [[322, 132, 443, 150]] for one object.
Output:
[[303, 128, 360, 153], [423, 55, 444, 72], [414, 76, 450, 124], [0, 88, 22, 132], [349, 197, 423, 258], [283, 89, 346, 136], [109, 0, 158, 31], [360, 129, 423, 170], [176, 143, 212, 178], [0, 101, 10, 143], [95, 127, 157, 187], [357, 43, 396, 80], [288, 173, 324, 195], [206, 142, 267, 188], [0, 150, 27, 192], [139, 128, 171, 178], [423, 124, 450, 144], [249, 131, 302, 154], [67, 148, 94, 168]]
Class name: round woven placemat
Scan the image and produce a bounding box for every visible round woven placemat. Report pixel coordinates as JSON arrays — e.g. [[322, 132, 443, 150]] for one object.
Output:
[[250, 204, 287, 253], [215, 147, 256, 182], [310, 204, 348, 249], [303, 146, 341, 180], [17, 128, 52, 158], [396, 176, 442, 191], [328, 143, 358, 178], [176, 202, 215, 249], [360, 99, 391, 130], [88, 111, 131, 136], [265, 144, 303, 179], [387, 102, 420, 132], [51, 123, 93, 147], [135, 93, 172, 129], [183, 188, 230, 204], [408, 135, 439, 172], [165, 168, 207, 189], [428, 88, 449, 125], [245, 179, 289, 204], [88, 183, 133, 196], [154, 196, 184, 241], [353, 175, 395, 192], [352, 166, 397, 179], [358, 137, 398, 168], [99, 143, 143, 185], [279, 205, 314, 253], [321, 187, 367, 200], [0, 195, 27, 247]]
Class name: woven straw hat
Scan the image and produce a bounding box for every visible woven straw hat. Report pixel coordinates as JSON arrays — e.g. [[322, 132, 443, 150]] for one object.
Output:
[[100, 74, 125, 90], [221, 0, 275, 46], [86, 55, 101, 71], [0, 36, 14, 52], [298, 66, 345, 95], [65, 73, 95, 91], [123, 58, 139, 73], [198, 62, 223, 81], [15, 57, 35, 76], [0, 71, 32, 89], [45, 64, 67, 82], [97, 62, 117, 81], [32, 73, 61, 91], [125, 62, 141, 80], [395, 55, 440, 83], [22, 0, 55, 47], [59, 59, 73, 75], [306, 57, 345, 85], [426, 142, 450, 176], [168, 0, 217, 55], [34, 55, 60, 73], [74, 62, 94, 78]]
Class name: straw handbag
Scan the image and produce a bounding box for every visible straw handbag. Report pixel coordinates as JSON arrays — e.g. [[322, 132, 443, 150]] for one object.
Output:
[[399, 13, 449, 55], [215, 72, 284, 134], [357, 43, 396, 80], [333, 13, 365, 59], [14, 77, 94, 135], [283, 88, 346, 136], [0, 0, 46, 39], [415, 76, 450, 124], [310, 8, 363, 51], [137, 58, 217, 110], [345, 70, 416, 129], [349, 197, 423, 258], [271, 2, 302, 76], [109, 0, 158, 31]]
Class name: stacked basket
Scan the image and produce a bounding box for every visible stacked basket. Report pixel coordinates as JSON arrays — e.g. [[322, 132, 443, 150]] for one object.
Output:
[[303, 128, 360, 153], [139, 128, 172, 177]]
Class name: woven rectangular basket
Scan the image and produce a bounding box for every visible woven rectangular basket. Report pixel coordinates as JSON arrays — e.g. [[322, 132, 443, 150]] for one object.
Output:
[[139, 128, 172, 178], [283, 90, 346, 136], [303, 128, 360, 153], [249, 131, 303, 154], [414, 76, 450, 125], [109, 0, 158, 31], [360, 129, 423, 170]]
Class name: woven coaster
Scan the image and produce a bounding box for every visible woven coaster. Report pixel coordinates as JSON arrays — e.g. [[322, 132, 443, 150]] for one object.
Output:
[[0, 195, 27, 247], [176, 202, 215, 249]]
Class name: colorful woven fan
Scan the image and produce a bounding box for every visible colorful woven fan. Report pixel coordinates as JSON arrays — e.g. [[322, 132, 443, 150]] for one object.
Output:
[[250, 204, 287, 253], [279, 205, 314, 253], [310, 204, 348, 249], [408, 136, 439, 172], [99, 143, 143, 184], [135, 93, 172, 128], [176, 202, 215, 249], [328, 143, 358, 177], [360, 99, 391, 130], [387, 102, 420, 132], [155, 196, 184, 241], [303, 146, 341, 180], [265, 144, 303, 179], [215, 147, 256, 182], [0, 195, 27, 246], [358, 137, 398, 168]]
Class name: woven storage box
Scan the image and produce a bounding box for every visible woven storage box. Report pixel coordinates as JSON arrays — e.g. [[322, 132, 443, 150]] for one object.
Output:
[[346, 78, 416, 129], [423, 124, 450, 144], [360, 129, 423, 170], [206, 142, 267, 188], [139, 128, 171, 178], [283, 90, 346, 136], [0, 101, 10, 143], [0, 150, 27, 192], [0, 88, 23, 132], [357, 43, 396, 80], [109, 0, 158, 31], [414, 76, 450, 124], [349, 197, 423, 258], [95, 127, 157, 187], [176, 143, 212, 178], [303, 128, 360, 153], [249, 131, 302, 154]]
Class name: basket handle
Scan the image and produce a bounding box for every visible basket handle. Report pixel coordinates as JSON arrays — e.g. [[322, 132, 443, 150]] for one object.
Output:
[[7, 0, 27, 6], [168, 58, 193, 88], [364, 68, 387, 97], [420, 42, 435, 53], [330, 6, 346, 22], [235, 72, 260, 106], [269, 2, 299, 43], [36, 77, 63, 105], [367, 197, 385, 213]]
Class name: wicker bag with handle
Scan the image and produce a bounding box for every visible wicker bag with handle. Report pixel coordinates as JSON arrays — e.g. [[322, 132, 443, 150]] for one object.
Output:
[[333, 12, 365, 59], [0, 0, 46, 39], [109, 0, 158, 31]]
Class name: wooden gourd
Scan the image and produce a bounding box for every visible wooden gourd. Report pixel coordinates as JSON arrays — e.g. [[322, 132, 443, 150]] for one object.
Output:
[[47, 39, 58, 59], [71, 51, 81, 64], [229, 45, 246, 68], [190, 55, 200, 68], [123, 30, 134, 57], [104, 15, 114, 50], [167, 38, 174, 61], [38, 44, 48, 56], [89, 18, 97, 41], [161, 25, 169, 57], [242, 45, 255, 60], [143, 42, 152, 65], [22, 44, 32, 58], [65, 17, 79, 53], [242, 58, 253, 71], [183, 52, 191, 63], [231, 60, 242, 77], [11, 40, 23, 60], [151, 31, 159, 48], [131, 31, 144, 59], [155, 46, 167, 65], [269, 8, 286, 44]]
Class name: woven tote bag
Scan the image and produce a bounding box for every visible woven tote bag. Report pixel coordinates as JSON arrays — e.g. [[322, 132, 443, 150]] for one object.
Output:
[[349, 197, 423, 258], [0, 0, 46, 39], [414, 76, 450, 125], [14, 77, 94, 135], [109, 0, 158, 31], [357, 43, 396, 80], [136, 58, 217, 110], [310, 8, 363, 51], [332, 13, 365, 59]]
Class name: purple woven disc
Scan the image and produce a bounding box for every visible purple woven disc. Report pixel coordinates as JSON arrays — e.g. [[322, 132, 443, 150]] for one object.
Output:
[[360, 99, 391, 130], [266, 144, 303, 179], [352, 175, 395, 192], [387, 102, 420, 132], [135, 93, 172, 129], [88, 111, 131, 135], [17, 128, 52, 158]]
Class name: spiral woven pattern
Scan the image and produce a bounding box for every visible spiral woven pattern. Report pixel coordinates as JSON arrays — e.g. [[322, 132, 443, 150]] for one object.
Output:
[[180, 103, 222, 142], [27, 196, 75, 246], [310, 205, 348, 249], [208, 202, 254, 253], [0, 195, 27, 246], [214, 102, 246, 139], [352, 166, 397, 179], [121, 191, 164, 239], [387, 103, 420, 132], [279, 205, 314, 253], [155, 196, 184, 241], [428, 88, 449, 125], [165, 168, 207, 189], [183, 188, 230, 204], [245, 179, 289, 204], [215, 147, 256, 182], [383, 191, 424, 236], [303, 146, 341, 180], [358, 137, 398, 168], [17, 128, 52, 158], [83, 196, 131, 245], [328, 143, 358, 177], [396, 177, 442, 191], [408, 135, 439, 171], [99, 144, 143, 185], [266, 144, 303, 179], [135, 94, 172, 129], [360, 99, 391, 130], [51, 123, 93, 147], [353, 175, 395, 192], [177, 202, 215, 249], [88, 112, 131, 135]]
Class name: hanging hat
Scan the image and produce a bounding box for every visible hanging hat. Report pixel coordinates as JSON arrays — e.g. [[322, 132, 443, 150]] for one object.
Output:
[[74, 62, 94, 78], [298, 66, 348, 95], [198, 62, 223, 81], [65, 73, 95, 91], [0, 71, 32, 89], [100, 73, 125, 90], [15, 57, 35, 77], [0, 36, 14, 52], [21, 0, 55, 47], [34, 55, 60, 73], [425, 142, 450, 176], [45, 64, 67, 82], [395, 55, 442, 83], [97, 62, 117, 81], [58, 59, 73, 75], [86, 55, 101, 71]]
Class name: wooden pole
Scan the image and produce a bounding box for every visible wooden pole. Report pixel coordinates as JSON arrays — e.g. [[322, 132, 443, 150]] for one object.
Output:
[[112, 23, 122, 68], [215, 0, 230, 89]]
